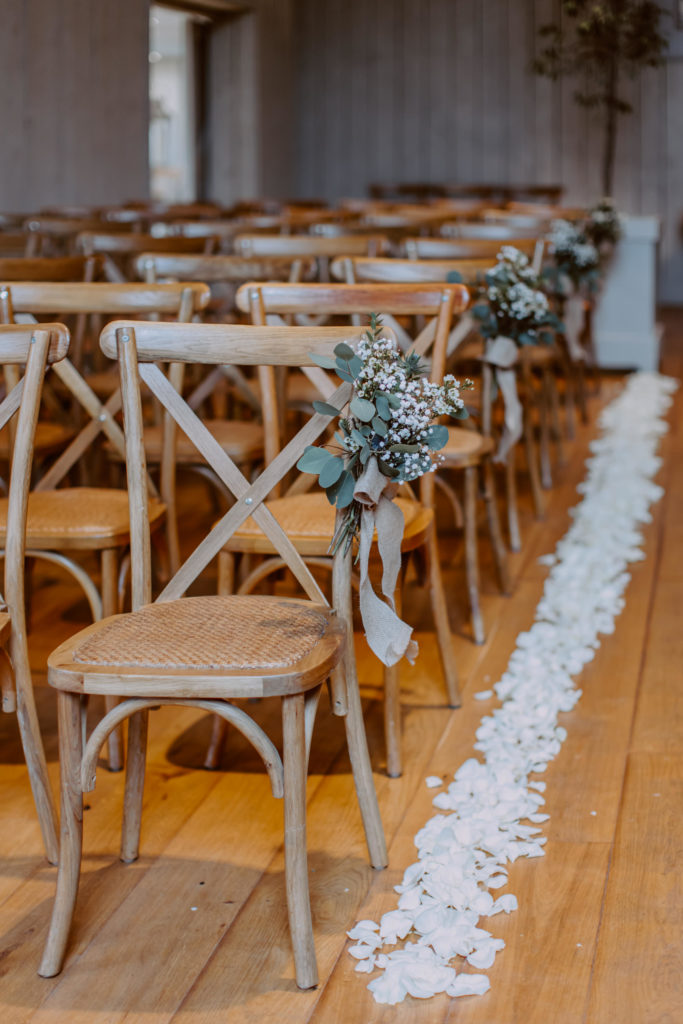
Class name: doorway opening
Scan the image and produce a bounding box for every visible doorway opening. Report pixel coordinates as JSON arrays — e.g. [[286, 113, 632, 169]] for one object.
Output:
[[149, 4, 206, 202]]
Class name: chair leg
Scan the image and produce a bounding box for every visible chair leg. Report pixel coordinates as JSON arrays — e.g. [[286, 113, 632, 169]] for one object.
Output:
[[39, 691, 84, 976], [14, 668, 59, 865], [426, 524, 461, 707], [481, 460, 511, 595], [282, 693, 317, 990], [523, 408, 545, 520], [101, 548, 123, 772], [202, 550, 236, 771], [464, 465, 485, 644], [505, 449, 522, 552], [538, 371, 553, 490], [332, 550, 387, 868], [120, 710, 149, 863], [546, 369, 566, 466]]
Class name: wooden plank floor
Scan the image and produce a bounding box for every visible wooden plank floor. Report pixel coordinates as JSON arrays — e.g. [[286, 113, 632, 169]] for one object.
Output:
[[1, 313, 681, 1023]]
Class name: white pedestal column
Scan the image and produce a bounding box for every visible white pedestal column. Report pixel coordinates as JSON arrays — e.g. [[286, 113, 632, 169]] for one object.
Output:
[[592, 215, 661, 371]]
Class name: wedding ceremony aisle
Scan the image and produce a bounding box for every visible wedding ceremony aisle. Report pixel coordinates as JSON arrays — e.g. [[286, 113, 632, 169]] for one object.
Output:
[[0, 314, 679, 1024]]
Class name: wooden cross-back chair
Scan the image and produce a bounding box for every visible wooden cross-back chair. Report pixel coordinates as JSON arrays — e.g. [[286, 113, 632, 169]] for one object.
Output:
[[236, 280, 510, 651], [332, 255, 556, 543], [404, 235, 545, 272], [225, 280, 491, 777], [77, 232, 212, 283], [39, 320, 388, 990], [0, 282, 210, 769], [233, 233, 391, 281], [0, 255, 101, 283], [23, 217, 116, 258], [0, 321, 71, 865], [136, 251, 316, 420], [441, 220, 544, 241]]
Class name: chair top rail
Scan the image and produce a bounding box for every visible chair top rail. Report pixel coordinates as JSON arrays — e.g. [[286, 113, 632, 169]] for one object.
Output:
[[233, 234, 391, 257], [100, 320, 371, 366], [77, 232, 208, 255], [0, 322, 70, 364], [234, 280, 469, 316], [0, 281, 210, 315], [134, 253, 310, 282], [403, 236, 539, 260], [330, 255, 494, 284]]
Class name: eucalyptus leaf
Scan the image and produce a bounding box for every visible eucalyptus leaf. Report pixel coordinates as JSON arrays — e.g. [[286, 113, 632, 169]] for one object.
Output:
[[335, 470, 356, 508], [350, 396, 376, 422], [375, 393, 390, 419], [308, 352, 337, 369], [372, 416, 388, 437], [296, 446, 334, 473], [426, 424, 449, 450], [333, 342, 355, 360], [351, 428, 368, 447], [318, 456, 345, 488], [348, 354, 363, 378], [377, 458, 400, 479], [387, 393, 401, 409], [388, 443, 421, 453], [313, 400, 341, 417], [360, 446, 372, 465]]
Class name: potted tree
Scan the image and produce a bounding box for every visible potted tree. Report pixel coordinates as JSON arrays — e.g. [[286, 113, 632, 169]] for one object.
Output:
[[533, 1, 668, 195]]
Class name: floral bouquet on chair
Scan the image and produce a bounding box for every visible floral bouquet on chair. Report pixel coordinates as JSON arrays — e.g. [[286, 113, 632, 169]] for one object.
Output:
[[584, 197, 622, 253], [296, 314, 472, 666], [463, 246, 562, 462], [545, 219, 602, 364]]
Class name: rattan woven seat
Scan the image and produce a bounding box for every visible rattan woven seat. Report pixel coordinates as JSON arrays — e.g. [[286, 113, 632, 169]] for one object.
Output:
[[0, 488, 165, 549], [48, 595, 341, 696], [0, 421, 74, 460], [225, 492, 431, 556]]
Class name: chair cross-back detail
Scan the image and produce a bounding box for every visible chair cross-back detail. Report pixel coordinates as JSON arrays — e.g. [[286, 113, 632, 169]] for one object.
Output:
[[0, 282, 210, 770], [0, 322, 71, 864], [226, 280, 481, 775], [39, 321, 387, 991]]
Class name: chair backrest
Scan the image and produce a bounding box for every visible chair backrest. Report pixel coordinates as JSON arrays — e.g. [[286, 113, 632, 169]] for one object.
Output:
[[0, 282, 210, 492], [77, 232, 211, 281], [235, 281, 469, 440], [330, 255, 494, 286], [98, 321, 370, 611], [0, 255, 100, 282], [403, 236, 540, 262], [134, 252, 309, 285], [233, 234, 390, 259], [441, 221, 542, 241], [0, 324, 70, 636]]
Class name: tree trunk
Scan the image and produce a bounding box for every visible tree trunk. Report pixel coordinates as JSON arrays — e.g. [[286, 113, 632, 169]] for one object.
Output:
[[602, 57, 619, 197]]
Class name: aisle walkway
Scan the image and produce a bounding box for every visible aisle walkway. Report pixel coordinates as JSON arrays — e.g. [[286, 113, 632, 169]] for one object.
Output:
[[0, 318, 681, 1023]]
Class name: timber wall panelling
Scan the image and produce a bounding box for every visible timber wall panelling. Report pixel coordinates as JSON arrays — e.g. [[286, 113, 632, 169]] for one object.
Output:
[[0, 0, 149, 212], [292, 0, 683, 304]]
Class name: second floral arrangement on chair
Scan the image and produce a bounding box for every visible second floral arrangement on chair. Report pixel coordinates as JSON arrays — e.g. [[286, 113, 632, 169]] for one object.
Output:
[[297, 313, 472, 552], [296, 314, 472, 665], [451, 246, 562, 461]]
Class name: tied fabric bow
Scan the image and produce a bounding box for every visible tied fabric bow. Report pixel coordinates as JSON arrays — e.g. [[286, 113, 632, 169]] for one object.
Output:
[[353, 457, 418, 667], [563, 291, 587, 362], [485, 336, 522, 463]]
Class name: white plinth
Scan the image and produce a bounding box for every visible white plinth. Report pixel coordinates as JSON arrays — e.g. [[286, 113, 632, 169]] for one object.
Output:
[[592, 215, 661, 371]]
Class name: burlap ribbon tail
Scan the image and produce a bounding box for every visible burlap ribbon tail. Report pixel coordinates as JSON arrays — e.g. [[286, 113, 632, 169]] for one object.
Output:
[[484, 335, 523, 463], [352, 457, 418, 667]]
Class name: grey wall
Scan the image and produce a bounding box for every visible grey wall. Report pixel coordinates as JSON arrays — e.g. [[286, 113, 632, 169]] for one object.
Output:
[[0, 0, 149, 212], [292, 0, 683, 302]]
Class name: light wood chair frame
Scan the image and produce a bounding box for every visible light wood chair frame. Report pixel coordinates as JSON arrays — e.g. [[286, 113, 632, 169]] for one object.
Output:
[[39, 321, 388, 990], [0, 322, 71, 864]]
